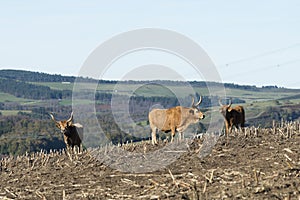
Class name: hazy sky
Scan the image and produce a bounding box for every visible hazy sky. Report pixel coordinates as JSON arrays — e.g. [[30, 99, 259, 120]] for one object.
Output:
[[1, 1, 299, 88]]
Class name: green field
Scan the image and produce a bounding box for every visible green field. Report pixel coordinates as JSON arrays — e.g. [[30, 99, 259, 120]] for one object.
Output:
[[0, 92, 32, 103], [31, 82, 74, 90], [30, 81, 300, 102], [0, 110, 31, 116], [3, 81, 300, 106], [2, 79, 300, 126]]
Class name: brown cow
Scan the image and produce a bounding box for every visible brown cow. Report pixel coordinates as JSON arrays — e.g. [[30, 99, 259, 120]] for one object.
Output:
[[149, 96, 205, 145], [50, 112, 83, 153], [219, 99, 245, 136]]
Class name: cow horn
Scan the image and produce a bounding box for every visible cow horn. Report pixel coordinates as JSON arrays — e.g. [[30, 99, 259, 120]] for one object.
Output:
[[219, 99, 224, 106], [194, 96, 202, 107], [191, 95, 195, 107], [67, 112, 74, 123], [49, 113, 58, 124], [228, 99, 232, 107]]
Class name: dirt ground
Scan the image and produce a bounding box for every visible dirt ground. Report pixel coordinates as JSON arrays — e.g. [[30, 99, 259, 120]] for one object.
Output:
[[0, 127, 300, 200]]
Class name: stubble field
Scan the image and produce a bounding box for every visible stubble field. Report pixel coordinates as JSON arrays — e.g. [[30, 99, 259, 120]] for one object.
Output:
[[1, 123, 300, 200]]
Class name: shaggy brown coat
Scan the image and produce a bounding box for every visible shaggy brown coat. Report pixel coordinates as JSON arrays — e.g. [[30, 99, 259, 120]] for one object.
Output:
[[50, 112, 83, 152], [219, 99, 245, 136]]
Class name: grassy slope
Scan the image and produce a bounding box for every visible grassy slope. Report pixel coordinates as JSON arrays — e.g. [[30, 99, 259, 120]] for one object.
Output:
[[0, 110, 31, 116], [30, 81, 300, 99], [32, 82, 300, 127], [0, 92, 32, 103], [2, 81, 300, 118]]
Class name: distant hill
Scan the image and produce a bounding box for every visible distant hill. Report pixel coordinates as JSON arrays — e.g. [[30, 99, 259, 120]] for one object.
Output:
[[1, 69, 300, 155], [0, 69, 77, 82], [0, 69, 292, 90], [0, 77, 72, 100]]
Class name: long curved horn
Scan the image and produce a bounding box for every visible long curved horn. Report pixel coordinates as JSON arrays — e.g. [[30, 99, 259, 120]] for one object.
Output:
[[219, 99, 223, 106], [194, 96, 202, 107], [191, 95, 195, 107], [67, 112, 73, 123], [228, 98, 232, 108], [49, 113, 56, 122], [49, 113, 58, 124]]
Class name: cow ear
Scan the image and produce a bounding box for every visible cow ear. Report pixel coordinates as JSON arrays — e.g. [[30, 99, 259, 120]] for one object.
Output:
[[189, 109, 194, 115], [67, 121, 73, 126], [55, 123, 60, 129]]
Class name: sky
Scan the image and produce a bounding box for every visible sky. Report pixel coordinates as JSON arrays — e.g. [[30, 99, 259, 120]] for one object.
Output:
[[0, 0, 300, 88]]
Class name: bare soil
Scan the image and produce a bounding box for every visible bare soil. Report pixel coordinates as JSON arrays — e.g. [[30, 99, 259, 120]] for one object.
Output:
[[1, 128, 300, 200]]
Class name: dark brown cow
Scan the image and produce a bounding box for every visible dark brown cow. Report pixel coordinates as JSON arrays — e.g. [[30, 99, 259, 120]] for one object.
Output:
[[219, 99, 245, 136], [50, 112, 83, 153], [149, 96, 205, 145]]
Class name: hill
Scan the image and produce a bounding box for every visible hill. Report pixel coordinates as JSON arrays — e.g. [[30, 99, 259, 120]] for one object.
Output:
[[1, 69, 300, 155], [0, 69, 77, 82]]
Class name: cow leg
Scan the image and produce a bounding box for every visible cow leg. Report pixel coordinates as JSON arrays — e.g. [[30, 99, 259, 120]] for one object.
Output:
[[234, 125, 239, 136], [151, 126, 158, 145], [76, 145, 80, 154], [74, 145, 78, 154], [225, 122, 230, 137], [65, 145, 72, 157], [70, 146, 73, 153], [63, 136, 68, 148], [240, 122, 245, 133], [176, 127, 184, 141], [78, 144, 82, 154], [63, 135, 71, 153], [228, 125, 233, 135], [66, 141, 71, 153], [65, 145, 69, 153], [179, 132, 184, 141], [171, 127, 176, 143]]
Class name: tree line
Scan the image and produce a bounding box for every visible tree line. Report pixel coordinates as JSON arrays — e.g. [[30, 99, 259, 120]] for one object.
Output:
[[1, 69, 291, 92], [0, 78, 71, 100], [0, 69, 76, 83]]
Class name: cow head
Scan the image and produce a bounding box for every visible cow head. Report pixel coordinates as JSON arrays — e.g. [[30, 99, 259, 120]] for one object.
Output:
[[189, 96, 205, 120], [219, 99, 232, 117], [50, 112, 73, 134]]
